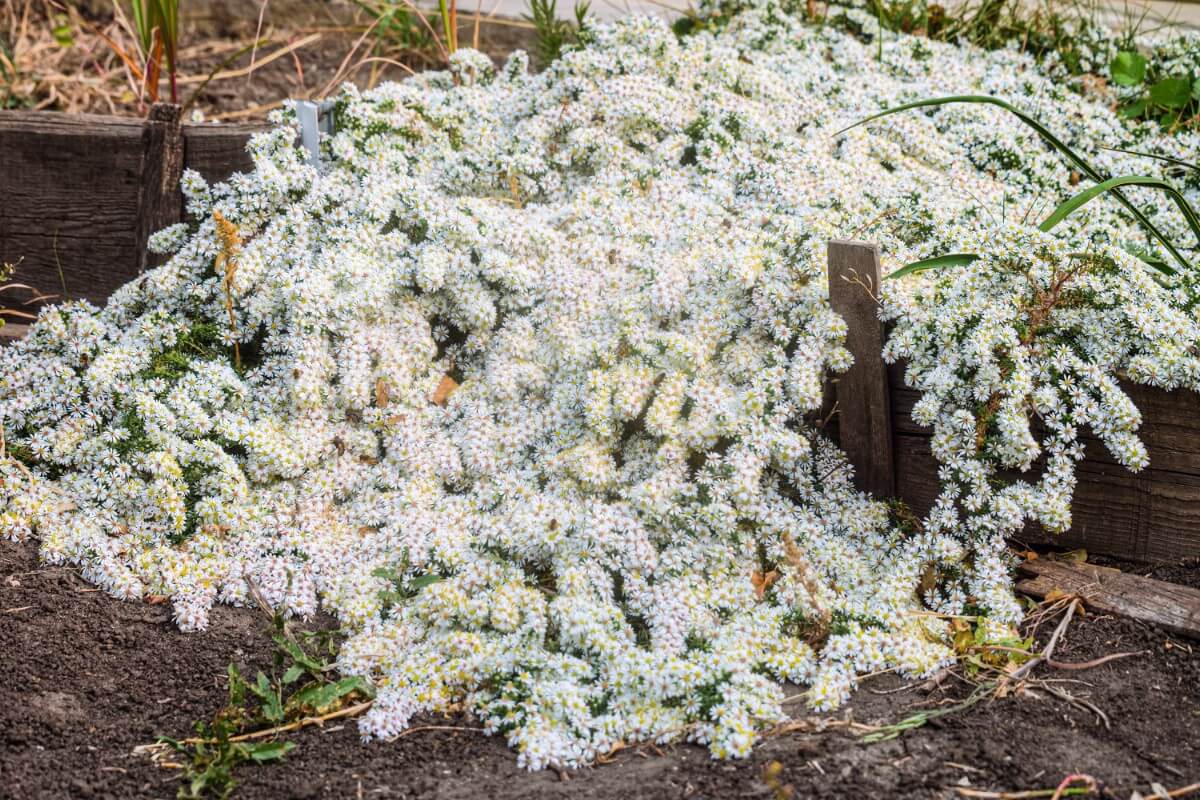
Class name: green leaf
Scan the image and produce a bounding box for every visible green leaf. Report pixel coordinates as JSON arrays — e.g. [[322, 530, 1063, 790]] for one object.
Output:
[[156, 735, 184, 753], [288, 676, 369, 715], [250, 672, 285, 723], [409, 574, 442, 592], [836, 95, 1194, 272], [50, 15, 74, 47], [1149, 77, 1192, 109], [274, 635, 323, 672], [1102, 146, 1199, 173], [1193, 78, 1200, 101], [227, 663, 246, 706], [282, 665, 306, 685], [247, 741, 295, 762], [1038, 175, 1200, 271], [886, 253, 979, 280], [1119, 97, 1148, 119], [1110, 51, 1146, 86], [1123, 243, 1170, 271], [131, 0, 153, 53]]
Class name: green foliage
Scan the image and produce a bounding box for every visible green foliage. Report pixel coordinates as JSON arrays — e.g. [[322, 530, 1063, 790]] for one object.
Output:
[[843, 95, 1199, 275], [861, 682, 991, 742], [1038, 175, 1200, 251], [374, 564, 442, 614], [828, 611, 886, 636], [159, 704, 294, 800], [1102, 146, 1199, 176], [837, 0, 1101, 76], [887, 252, 979, 280], [351, 0, 442, 67], [129, 0, 181, 101], [525, 0, 593, 65], [1110, 50, 1146, 85], [1110, 50, 1200, 131], [160, 610, 373, 798]]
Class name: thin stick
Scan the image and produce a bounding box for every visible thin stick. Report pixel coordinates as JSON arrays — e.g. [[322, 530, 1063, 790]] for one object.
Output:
[[472, 0, 483, 51], [1147, 782, 1200, 800], [955, 787, 1092, 799], [247, 0, 270, 89], [389, 723, 483, 740], [1010, 598, 1078, 682], [212, 100, 284, 121], [1050, 774, 1098, 800], [1045, 651, 1145, 671], [176, 34, 321, 85], [137, 700, 375, 752]]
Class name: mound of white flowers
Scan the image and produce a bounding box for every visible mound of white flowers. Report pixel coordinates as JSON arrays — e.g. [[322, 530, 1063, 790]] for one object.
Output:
[[2, 0, 1199, 768]]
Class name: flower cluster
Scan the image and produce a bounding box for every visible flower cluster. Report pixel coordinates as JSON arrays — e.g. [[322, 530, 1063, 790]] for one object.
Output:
[[1, 0, 1197, 769]]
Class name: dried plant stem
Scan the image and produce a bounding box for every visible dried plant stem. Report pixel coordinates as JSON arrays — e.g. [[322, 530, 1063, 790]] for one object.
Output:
[[1010, 597, 1079, 682], [213, 211, 242, 369], [138, 700, 375, 753], [781, 531, 832, 643]]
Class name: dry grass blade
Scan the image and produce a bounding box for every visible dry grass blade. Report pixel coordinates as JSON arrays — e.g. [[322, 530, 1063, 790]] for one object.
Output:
[[135, 700, 376, 755], [212, 99, 284, 121], [213, 210, 242, 369], [1044, 650, 1145, 671], [954, 785, 1093, 799], [176, 32, 321, 85], [1009, 596, 1080, 682], [1145, 782, 1200, 799]]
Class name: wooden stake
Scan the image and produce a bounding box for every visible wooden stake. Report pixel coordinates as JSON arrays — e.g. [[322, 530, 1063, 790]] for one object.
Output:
[[135, 103, 185, 273], [826, 240, 895, 498]]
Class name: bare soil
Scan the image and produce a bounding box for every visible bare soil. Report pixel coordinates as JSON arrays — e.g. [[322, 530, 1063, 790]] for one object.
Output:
[[1, 537, 1198, 800], [7, 1, 536, 121]]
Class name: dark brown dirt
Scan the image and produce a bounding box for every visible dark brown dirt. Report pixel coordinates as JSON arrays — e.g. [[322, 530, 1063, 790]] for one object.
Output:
[[12, 1, 537, 121], [2, 537, 1198, 800], [1089, 555, 1200, 591], [181, 16, 538, 122]]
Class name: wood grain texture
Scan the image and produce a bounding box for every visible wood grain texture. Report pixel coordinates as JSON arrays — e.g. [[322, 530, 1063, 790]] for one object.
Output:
[[827, 240, 895, 498], [890, 380, 1200, 476], [0, 323, 30, 345], [136, 104, 185, 272], [892, 411, 1200, 562], [182, 123, 265, 183], [0, 111, 147, 305], [0, 111, 265, 307], [889, 348, 1200, 562], [1016, 558, 1200, 639]]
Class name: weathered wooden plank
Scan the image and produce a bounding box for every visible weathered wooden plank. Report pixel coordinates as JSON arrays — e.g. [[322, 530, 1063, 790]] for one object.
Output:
[[0, 111, 266, 309], [888, 354, 1200, 561], [1016, 558, 1200, 639], [894, 432, 1200, 562], [135, 104, 185, 272], [890, 382, 1200, 476], [0, 111, 148, 305], [182, 123, 265, 183], [827, 240, 894, 498], [0, 323, 30, 345]]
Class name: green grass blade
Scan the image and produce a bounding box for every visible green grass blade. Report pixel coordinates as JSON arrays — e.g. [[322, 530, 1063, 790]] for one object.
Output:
[[1100, 146, 1199, 173], [887, 252, 979, 280], [836, 95, 1195, 273], [130, 0, 153, 54], [159, 0, 180, 69], [1040, 176, 1200, 269]]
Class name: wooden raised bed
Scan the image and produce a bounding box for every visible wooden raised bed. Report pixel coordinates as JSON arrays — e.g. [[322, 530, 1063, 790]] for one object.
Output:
[[0, 108, 265, 306], [2, 112, 1198, 562], [828, 241, 1200, 563]]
